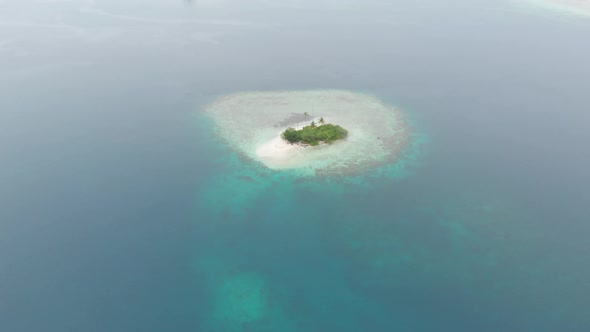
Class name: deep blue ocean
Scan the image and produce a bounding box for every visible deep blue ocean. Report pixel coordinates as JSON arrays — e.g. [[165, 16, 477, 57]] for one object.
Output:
[[1, 0, 590, 331]]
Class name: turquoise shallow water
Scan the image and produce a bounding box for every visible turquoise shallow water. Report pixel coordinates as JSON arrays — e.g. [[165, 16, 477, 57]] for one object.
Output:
[[191, 107, 585, 331], [1, 0, 590, 331]]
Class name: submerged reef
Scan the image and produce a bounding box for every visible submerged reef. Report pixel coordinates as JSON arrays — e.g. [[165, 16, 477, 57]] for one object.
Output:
[[195, 255, 298, 332], [202, 90, 409, 176], [214, 272, 268, 325]]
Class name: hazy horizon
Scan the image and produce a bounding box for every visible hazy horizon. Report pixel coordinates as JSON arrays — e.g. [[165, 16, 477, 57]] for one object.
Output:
[[1, 0, 589, 331]]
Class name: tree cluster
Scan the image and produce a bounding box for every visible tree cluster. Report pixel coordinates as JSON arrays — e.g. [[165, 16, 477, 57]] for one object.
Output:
[[282, 123, 348, 146]]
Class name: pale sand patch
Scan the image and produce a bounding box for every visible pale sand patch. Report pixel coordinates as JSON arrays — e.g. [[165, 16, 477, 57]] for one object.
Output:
[[525, 0, 590, 16], [255, 134, 302, 169], [550, 0, 590, 12]]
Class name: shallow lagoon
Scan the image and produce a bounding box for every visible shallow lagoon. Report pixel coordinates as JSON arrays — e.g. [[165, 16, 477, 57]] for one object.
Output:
[[1, 0, 590, 331]]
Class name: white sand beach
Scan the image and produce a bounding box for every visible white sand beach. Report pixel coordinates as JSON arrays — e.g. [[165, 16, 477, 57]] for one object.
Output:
[[255, 134, 302, 169]]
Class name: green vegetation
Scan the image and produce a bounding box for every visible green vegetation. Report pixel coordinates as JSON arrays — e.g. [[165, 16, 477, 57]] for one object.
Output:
[[282, 122, 348, 146]]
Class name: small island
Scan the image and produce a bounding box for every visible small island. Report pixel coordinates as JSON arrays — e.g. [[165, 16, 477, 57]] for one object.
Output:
[[282, 119, 348, 146], [204, 90, 409, 174]]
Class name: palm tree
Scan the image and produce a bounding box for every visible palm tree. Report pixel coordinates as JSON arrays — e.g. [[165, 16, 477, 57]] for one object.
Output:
[[300, 112, 309, 128], [311, 120, 316, 128], [319, 117, 325, 125]]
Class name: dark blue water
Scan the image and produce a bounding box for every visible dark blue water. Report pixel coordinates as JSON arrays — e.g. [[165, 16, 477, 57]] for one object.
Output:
[[1, 0, 589, 331]]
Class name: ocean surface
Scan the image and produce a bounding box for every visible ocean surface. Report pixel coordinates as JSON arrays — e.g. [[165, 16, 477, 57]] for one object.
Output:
[[1, 0, 589, 331]]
